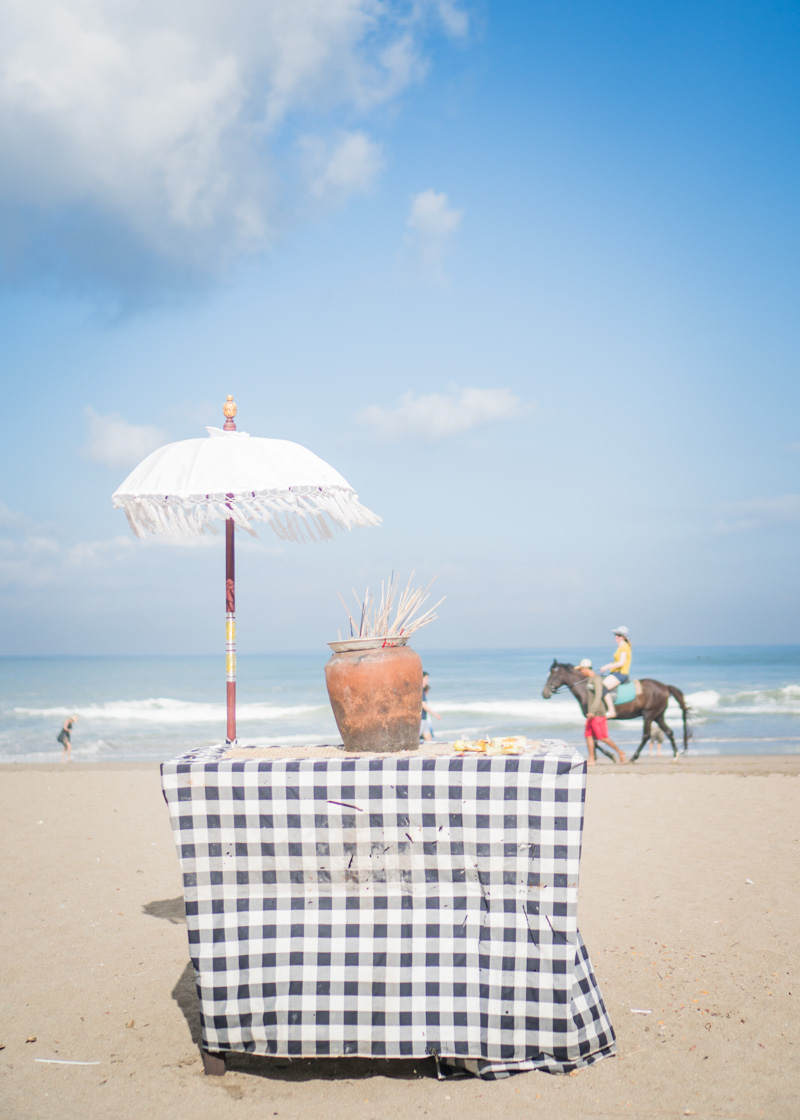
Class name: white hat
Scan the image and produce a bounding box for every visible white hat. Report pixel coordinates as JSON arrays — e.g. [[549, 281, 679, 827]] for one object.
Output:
[[576, 658, 593, 670], [612, 626, 629, 638]]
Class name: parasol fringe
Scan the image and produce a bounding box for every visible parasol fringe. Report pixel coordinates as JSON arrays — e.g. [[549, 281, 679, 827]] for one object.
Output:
[[112, 487, 380, 543]]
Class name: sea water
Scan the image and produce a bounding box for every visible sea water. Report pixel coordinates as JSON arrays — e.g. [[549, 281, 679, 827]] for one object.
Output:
[[1, 646, 798, 763]]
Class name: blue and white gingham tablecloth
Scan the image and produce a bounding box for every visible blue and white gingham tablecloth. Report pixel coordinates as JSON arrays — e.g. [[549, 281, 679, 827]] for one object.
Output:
[[161, 741, 615, 1078]]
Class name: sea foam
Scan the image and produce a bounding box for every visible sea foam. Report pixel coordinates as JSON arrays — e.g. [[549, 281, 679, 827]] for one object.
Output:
[[12, 698, 323, 723]]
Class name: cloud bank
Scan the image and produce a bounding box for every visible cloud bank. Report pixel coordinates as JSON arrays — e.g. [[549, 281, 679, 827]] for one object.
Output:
[[714, 494, 800, 532], [0, 501, 135, 589], [0, 499, 238, 597], [358, 386, 530, 442], [0, 0, 468, 304]]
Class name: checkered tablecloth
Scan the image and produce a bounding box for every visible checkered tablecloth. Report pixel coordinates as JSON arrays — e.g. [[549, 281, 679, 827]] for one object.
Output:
[[161, 742, 615, 1078]]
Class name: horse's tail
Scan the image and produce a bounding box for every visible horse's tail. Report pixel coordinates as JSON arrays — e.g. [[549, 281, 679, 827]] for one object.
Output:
[[667, 685, 691, 753]]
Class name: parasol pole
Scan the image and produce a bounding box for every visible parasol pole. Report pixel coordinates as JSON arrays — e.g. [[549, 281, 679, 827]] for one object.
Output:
[[223, 396, 237, 744]]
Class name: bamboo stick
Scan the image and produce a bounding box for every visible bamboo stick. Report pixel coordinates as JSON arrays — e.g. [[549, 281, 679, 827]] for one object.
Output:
[[336, 574, 444, 639]]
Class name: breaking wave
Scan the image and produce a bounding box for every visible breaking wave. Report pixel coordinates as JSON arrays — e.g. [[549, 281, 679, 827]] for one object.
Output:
[[11, 683, 800, 729], [436, 698, 584, 724], [683, 685, 800, 716], [11, 698, 323, 724], [435, 683, 800, 725]]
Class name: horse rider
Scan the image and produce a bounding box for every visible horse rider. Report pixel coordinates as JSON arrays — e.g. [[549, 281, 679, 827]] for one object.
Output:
[[600, 625, 632, 718]]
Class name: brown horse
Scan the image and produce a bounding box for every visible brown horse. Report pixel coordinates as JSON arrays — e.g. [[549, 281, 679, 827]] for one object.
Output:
[[541, 660, 690, 761]]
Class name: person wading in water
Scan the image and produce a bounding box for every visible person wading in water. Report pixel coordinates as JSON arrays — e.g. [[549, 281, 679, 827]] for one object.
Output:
[[57, 714, 78, 762]]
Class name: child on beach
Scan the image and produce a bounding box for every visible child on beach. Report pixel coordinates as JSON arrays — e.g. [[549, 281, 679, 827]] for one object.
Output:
[[649, 725, 665, 755], [57, 715, 78, 762], [420, 672, 442, 741]]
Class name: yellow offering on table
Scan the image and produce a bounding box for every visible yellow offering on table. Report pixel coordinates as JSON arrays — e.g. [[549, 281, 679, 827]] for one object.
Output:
[[453, 738, 490, 753], [453, 737, 527, 755], [494, 736, 527, 754]]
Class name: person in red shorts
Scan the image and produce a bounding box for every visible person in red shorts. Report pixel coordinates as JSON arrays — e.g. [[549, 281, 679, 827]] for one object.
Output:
[[576, 659, 627, 765]]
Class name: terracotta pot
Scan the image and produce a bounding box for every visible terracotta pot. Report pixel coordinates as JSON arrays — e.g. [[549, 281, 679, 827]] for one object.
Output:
[[324, 643, 423, 752]]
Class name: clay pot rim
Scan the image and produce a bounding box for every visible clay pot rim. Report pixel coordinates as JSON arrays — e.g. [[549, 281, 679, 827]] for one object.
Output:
[[327, 636, 411, 653]]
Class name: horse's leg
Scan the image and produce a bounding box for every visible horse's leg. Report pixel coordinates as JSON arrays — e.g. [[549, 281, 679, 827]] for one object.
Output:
[[630, 713, 651, 762], [657, 712, 678, 757], [595, 742, 615, 761]]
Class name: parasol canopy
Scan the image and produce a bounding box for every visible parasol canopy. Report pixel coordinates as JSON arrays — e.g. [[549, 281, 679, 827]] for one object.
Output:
[[113, 426, 380, 543], [112, 396, 380, 743]]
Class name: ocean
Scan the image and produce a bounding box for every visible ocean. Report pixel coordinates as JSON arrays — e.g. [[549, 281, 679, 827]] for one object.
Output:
[[1, 646, 798, 763]]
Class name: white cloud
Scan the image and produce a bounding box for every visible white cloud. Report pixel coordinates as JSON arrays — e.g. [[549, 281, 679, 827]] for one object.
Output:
[[66, 535, 135, 567], [433, 0, 470, 38], [407, 189, 463, 239], [0, 514, 55, 604], [358, 386, 530, 442], [0, 0, 468, 300], [304, 130, 384, 201], [0, 503, 42, 533], [405, 188, 463, 281], [714, 494, 800, 532], [82, 407, 167, 469], [0, 504, 60, 585]]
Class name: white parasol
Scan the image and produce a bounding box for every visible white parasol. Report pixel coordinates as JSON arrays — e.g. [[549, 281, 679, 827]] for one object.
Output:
[[112, 396, 380, 743]]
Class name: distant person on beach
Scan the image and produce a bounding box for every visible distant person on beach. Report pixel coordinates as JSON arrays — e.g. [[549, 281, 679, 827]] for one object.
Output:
[[601, 626, 632, 717], [57, 715, 78, 762], [576, 660, 626, 765], [649, 725, 665, 755], [420, 672, 442, 741]]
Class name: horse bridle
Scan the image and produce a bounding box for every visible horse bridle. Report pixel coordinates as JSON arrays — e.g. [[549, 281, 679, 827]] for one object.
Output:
[[545, 667, 578, 695], [545, 665, 584, 696]]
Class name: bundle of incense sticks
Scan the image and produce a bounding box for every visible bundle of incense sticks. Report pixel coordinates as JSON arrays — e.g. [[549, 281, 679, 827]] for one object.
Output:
[[337, 572, 444, 640]]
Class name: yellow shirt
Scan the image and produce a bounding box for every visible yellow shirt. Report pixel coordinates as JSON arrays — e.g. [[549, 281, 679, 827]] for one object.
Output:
[[611, 640, 632, 675]]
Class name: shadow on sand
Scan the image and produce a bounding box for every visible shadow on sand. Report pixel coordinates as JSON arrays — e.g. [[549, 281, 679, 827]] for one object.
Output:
[[170, 961, 435, 1081], [144, 901, 436, 1082], [142, 895, 186, 925]]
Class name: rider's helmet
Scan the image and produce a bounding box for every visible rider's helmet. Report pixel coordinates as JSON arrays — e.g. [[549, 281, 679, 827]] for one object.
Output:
[[612, 626, 630, 638]]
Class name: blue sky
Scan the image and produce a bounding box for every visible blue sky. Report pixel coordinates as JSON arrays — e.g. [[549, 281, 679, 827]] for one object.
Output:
[[1, 0, 798, 656]]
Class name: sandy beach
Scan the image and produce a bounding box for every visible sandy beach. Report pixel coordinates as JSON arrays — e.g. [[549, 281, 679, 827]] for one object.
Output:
[[1, 755, 798, 1120]]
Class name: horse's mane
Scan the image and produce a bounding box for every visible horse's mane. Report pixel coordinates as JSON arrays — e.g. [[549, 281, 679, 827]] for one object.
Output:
[[550, 660, 581, 678]]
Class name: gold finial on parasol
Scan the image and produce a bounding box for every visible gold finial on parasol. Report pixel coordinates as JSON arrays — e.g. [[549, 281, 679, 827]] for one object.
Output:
[[223, 395, 237, 431]]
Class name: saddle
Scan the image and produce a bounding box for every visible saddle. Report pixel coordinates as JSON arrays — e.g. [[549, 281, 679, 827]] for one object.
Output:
[[609, 679, 642, 706]]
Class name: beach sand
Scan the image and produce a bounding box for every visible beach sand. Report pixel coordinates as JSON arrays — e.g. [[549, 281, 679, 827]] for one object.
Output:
[[1, 756, 798, 1120]]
